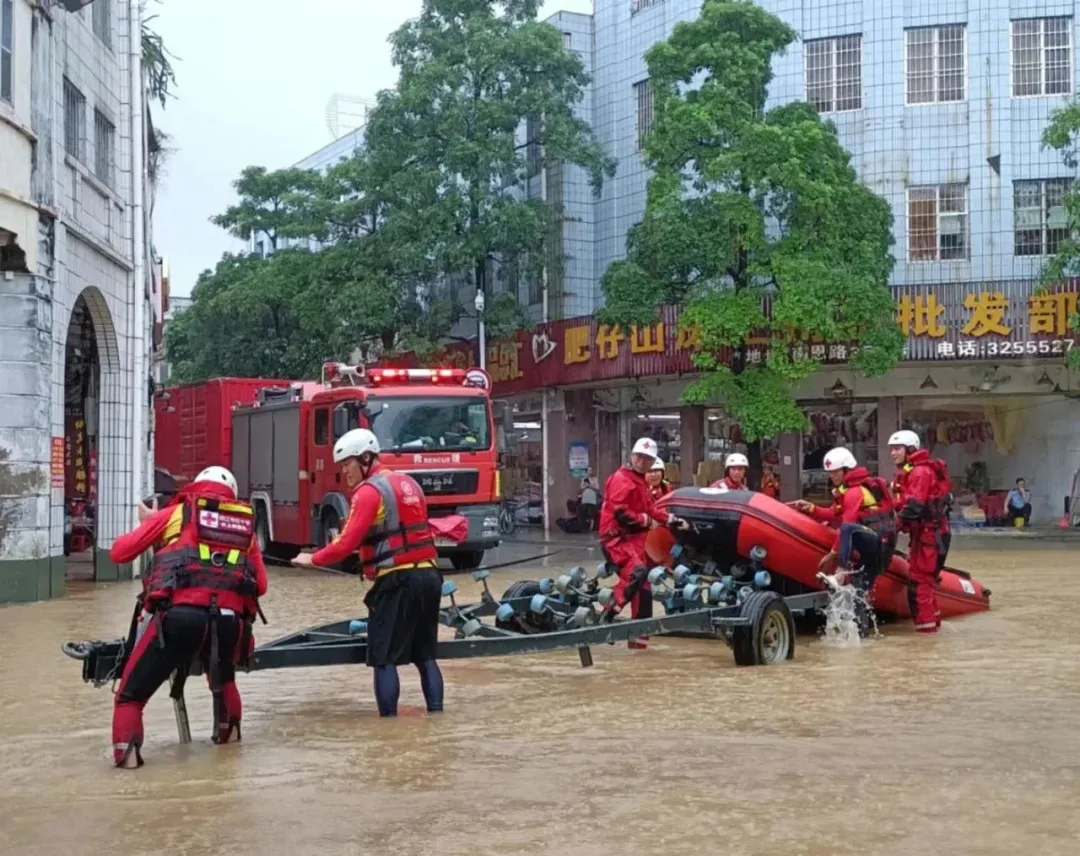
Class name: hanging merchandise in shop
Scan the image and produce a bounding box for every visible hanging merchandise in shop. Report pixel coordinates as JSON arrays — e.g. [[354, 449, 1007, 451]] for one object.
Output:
[[399, 280, 1080, 395]]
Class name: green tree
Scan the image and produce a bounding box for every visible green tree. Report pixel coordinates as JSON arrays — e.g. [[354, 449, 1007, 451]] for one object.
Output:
[[599, 0, 901, 476], [362, 0, 616, 344], [164, 251, 324, 381], [1038, 103, 1080, 370], [210, 165, 325, 253], [167, 153, 465, 381]]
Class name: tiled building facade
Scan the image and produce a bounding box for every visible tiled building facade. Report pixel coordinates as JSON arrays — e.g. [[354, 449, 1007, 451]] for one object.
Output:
[[0, 0, 154, 602]]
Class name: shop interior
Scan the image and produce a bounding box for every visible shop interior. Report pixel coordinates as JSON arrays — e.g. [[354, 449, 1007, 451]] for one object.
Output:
[[502, 407, 544, 526], [901, 397, 1030, 526], [800, 402, 879, 502]]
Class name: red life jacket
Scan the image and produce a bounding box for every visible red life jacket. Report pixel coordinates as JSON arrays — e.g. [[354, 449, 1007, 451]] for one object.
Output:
[[709, 476, 746, 491], [834, 471, 897, 543], [144, 493, 259, 614], [357, 471, 438, 579], [894, 450, 953, 528]]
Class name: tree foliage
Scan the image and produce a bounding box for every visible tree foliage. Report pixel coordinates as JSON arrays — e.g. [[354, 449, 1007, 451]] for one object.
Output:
[[1039, 102, 1080, 370], [167, 0, 612, 382], [599, 0, 901, 455], [363, 0, 616, 330]]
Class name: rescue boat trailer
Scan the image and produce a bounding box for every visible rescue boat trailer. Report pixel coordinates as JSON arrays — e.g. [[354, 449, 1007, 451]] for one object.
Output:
[[62, 540, 829, 742]]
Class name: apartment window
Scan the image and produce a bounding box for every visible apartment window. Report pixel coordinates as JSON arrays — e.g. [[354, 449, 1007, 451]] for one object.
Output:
[[634, 79, 653, 150], [63, 78, 87, 161], [805, 34, 862, 113], [562, 31, 573, 50], [1014, 179, 1070, 256], [92, 0, 111, 48], [632, 0, 663, 12], [1, 0, 12, 104], [93, 109, 115, 186], [908, 184, 968, 261], [905, 25, 966, 104], [1011, 17, 1072, 97]]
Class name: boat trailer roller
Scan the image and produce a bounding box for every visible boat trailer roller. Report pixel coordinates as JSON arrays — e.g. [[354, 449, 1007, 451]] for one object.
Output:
[[62, 548, 829, 742]]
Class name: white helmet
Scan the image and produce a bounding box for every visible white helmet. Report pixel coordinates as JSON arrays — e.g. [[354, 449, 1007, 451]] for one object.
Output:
[[725, 453, 749, 469], [333, 428, 380, 463], [822, 447, 857, 472], [194, 465, 238, 498], [631, 437, 659, 459], [651, 457, 666, 471], [887, 429, 921, 450]]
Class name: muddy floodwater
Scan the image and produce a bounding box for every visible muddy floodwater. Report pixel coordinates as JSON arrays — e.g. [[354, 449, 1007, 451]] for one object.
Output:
[[1, 540, 1078, 855]]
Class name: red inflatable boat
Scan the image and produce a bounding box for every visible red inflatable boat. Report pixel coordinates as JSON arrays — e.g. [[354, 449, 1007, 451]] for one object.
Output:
[[648, 488, 990, 621]]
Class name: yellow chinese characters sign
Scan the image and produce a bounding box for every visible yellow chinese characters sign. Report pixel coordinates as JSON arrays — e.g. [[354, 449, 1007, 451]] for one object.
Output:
[[897, 290, 1078, 339]]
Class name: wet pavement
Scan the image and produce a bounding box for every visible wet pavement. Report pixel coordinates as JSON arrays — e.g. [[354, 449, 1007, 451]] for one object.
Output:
[[1, 539, 1078, 855]]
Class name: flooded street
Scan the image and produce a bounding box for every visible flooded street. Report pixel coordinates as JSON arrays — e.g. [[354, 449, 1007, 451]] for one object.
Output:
[[1, 540, 1078, 855]]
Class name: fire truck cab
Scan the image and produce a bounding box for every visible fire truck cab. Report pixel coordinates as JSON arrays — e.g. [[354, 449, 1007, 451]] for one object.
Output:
[[230, 362, 506, 571]]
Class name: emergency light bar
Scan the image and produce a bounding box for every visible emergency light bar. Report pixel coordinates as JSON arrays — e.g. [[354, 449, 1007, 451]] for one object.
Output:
[[368, 367, 492, 391]]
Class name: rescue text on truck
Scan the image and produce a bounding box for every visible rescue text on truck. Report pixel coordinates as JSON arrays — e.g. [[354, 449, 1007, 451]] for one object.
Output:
[[227, 361, 511, 572]]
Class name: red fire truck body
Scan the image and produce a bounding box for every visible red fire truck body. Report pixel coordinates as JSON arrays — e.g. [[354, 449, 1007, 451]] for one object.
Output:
[[155, 365, 503, 570]]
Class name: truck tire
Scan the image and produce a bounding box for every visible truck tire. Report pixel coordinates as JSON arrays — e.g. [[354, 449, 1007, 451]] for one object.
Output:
[[319, 509, 359, 575], [449, 550, 485, 572], [255, 506, 300, 561]]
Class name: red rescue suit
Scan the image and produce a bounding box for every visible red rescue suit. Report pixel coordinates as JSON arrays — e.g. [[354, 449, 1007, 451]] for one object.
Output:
[[311, 464, 438, 576], [599, 466, 673, 632], [809, 467, 896, 552], [108, 482, 269, 766], [649, 480, 673, 501], [891, 450, 950, 633], [709, 476, 747, 491]]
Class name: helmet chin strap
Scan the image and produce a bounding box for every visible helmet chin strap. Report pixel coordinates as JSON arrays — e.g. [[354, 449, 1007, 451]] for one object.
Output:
[[359, 454, 377, 480]]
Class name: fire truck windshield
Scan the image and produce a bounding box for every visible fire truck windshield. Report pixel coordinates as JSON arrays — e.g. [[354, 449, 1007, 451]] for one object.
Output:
[[366, 396, 492, 453]]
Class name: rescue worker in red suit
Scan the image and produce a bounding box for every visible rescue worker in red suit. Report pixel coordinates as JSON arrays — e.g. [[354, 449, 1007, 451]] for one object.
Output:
[[887, 430, 951, 633], [646, 457, 673, 501], [709, 452, 749, 491], [598, 437, 687, 649], [293, 428, 444, 716], [790, 448, 896, 635], [108, 465, 269, 769]]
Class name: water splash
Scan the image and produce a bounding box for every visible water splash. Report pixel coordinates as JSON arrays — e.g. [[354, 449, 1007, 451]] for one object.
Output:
[[817, 571, 878, 648]]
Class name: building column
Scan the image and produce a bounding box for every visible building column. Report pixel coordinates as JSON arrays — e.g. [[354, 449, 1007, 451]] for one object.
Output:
[[595, 409, 621, 486], [0, 275, 63, 603], [777, 431, 802, 502], [678, 406, 704, 487], [877, 396, 900, 481], [544, 389, 595, 529]]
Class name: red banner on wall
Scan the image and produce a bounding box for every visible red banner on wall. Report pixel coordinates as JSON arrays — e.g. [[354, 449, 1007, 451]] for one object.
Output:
[[400, 280, 1080, 396]]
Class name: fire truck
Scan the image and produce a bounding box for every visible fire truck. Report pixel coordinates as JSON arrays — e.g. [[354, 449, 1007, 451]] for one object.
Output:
[[154, 362, 509, 571]]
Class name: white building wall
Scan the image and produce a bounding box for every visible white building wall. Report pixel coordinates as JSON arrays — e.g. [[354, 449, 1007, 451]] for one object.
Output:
[[0, 0, 152, 602]]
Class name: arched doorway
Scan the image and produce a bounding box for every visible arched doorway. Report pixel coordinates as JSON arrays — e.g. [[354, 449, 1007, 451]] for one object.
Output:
[[63, 293, 101, 580]]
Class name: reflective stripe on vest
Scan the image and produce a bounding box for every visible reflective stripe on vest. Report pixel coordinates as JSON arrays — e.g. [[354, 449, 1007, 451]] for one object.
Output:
[[837, 483, 895, 537], [360, 472, 435, 574]]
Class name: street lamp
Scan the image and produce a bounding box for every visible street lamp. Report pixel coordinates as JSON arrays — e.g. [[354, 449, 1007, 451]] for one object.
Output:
[[475, 288, 486, 370]]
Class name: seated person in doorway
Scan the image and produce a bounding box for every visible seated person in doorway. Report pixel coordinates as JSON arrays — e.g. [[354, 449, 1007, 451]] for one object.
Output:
[[1005, 478, 1032, 527]]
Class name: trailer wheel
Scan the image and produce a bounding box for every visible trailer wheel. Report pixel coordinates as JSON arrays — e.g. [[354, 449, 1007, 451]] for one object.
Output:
[[731, 591, 795, 667], [496, 580, 557, 633]]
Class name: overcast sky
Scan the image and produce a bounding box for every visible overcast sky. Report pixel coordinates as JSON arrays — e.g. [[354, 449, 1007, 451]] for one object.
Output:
[[151, 0, 593, 297]]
